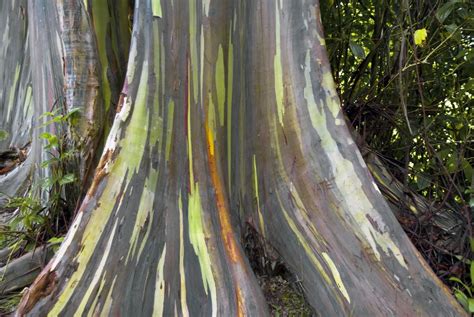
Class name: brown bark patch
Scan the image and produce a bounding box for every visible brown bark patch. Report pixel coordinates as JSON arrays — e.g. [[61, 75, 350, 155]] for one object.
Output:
[[16, 268, 57, 316], [88, 148, 114, 196], [0, 144, 29, 175]]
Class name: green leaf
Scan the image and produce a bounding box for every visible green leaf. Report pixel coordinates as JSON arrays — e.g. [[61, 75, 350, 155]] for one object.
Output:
[[454, 290, 469, 310], [450, 277, 464, 284], [48, 236, 64, 245], [29, 213, 44, 225], [23, 214, 32, 230], [450, 277, 472, 297], [40, 131, 59, 148], [48, 236, 65, 252], [40, 157, 59, 168], [59, 173, 76, 186], [52, 116, 63, 123], [471, 261, 474, 286], [39, 132, 52, 139], [436, 0, 461, 23], [40, 177, 54, 189], [44, 135, 59, 149], [416, 174, 431, 190], [445, 24, 458, 35], [65, 107, 81, 119], [469, 298, 474, 313], [462, 160, 473, 182], [446, 155, 458, 173], [39, 111, 55, 119], [349, 41, 365, 59], [0, 130, 8, 141]]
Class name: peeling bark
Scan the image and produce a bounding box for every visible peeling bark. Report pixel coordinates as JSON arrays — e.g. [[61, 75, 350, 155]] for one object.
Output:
[[17, 1, 268, 315], [230, 1, 465, 315], [1, 0, 465, 316], [0, 0, 34, 208], [365, 151, 465, 252], [0, 245, 53, 295]]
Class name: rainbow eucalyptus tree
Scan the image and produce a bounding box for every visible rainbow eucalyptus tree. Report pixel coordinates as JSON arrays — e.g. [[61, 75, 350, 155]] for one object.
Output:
[[17, 0, 267, 316], [0, 0, 34, 208], [0, 0, 465, 316]]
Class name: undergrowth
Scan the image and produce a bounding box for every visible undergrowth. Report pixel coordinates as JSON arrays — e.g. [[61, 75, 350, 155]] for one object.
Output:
[[0, 107, 81, 314]]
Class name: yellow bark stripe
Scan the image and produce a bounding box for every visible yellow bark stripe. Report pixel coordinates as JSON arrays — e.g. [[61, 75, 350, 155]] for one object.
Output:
[[186, 57, 217, 315], [227, 40, 233, 194], [274, 1, 285, 126], [48, 65, 150, 315], [76, 220, 119, 315], [216, 45, 225, 127], [303, 49, 407, 269], [187, 184, 217, 317], [152, 0, 162, 17], [322, 252, 351, 303], [153, 245, 167, 316], [252, 155, 265, 237], [276, 192, 332, 286], [178, 192, 190, 317], [91, 0, 111, 113]]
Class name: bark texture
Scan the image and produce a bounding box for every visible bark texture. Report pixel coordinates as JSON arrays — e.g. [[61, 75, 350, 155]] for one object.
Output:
[[17, 1, 268, 315], [0, 0, 33, 208], [0, 246, 53, 294], [2, 0, 466, 316], [230, 1, 464, 315], [365, 151, 465, 252]]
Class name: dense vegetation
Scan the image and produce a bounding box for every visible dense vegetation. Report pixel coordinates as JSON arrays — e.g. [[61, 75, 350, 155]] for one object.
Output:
[[321, 0, 473, 309]]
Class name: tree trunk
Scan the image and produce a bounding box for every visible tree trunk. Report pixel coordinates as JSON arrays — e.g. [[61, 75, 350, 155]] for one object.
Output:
[[0, 0, 465, 316], [0, 245, 54, 294], [230, 1, 464, 315], [17, 1, 268, 315], [0, 0, 130, 211], [0, 0, 33, 208]]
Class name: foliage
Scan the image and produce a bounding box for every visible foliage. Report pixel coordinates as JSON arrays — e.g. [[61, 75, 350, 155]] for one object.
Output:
[[1, 107, 80, 252], [0, 292, 22, 315], [449, 239, 474, 313], [321, 0, 473, 311]]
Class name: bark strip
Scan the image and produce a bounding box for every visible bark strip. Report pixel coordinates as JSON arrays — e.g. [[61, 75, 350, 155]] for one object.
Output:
[[17, 1, 268, 315], [230, 0, 466, 315]]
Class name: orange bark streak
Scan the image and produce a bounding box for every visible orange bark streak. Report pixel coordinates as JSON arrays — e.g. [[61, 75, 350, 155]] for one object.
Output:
[[205, 123, 245, 317]]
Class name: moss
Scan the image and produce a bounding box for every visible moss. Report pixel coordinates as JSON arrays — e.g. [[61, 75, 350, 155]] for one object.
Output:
[[259, 275, 313, 316], [244, 226, 314, 316]]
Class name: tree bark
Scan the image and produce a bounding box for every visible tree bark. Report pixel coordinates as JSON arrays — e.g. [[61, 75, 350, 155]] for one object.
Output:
[[1, 0, 466, 316], [229, 1, 465, 315], [17, 1, 268, 315], [365, 151, 465, 252], [0, 0, 130, 211], [0, 245, 53, 294], [0, 0, 34, 208]]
